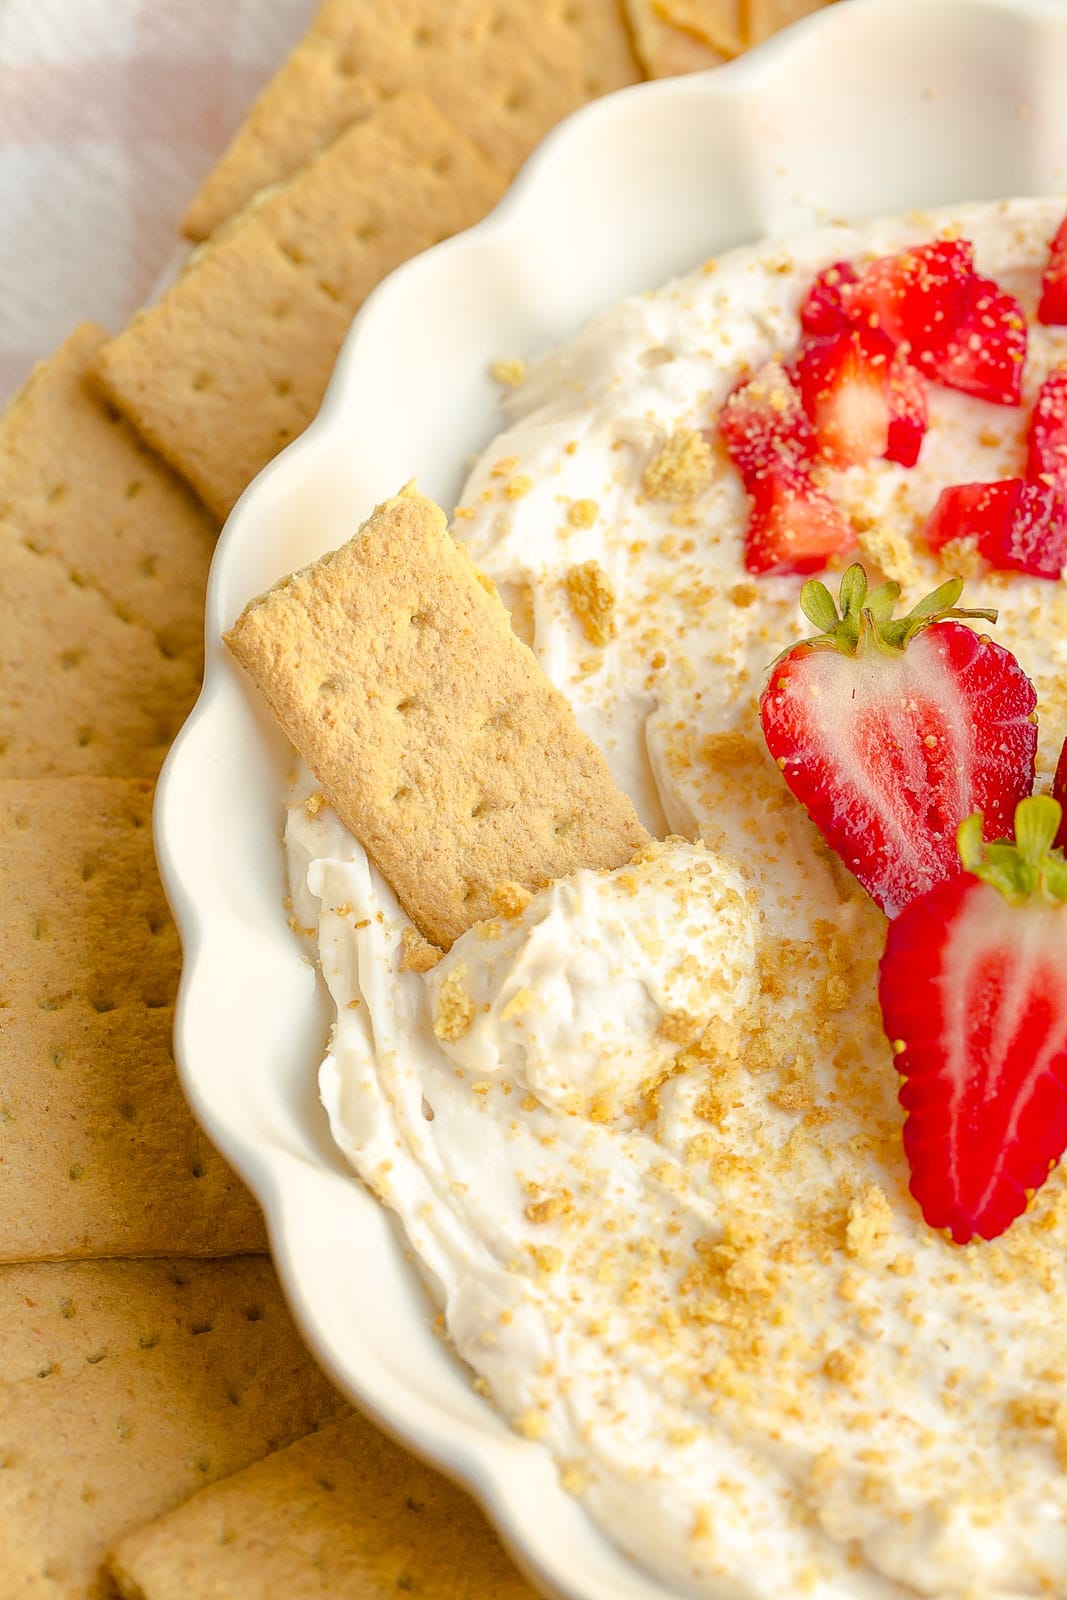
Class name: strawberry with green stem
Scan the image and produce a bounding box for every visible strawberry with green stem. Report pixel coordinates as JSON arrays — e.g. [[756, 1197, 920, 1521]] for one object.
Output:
[[879, 797, 1067, 1243], [759, 565, 1037, 917]]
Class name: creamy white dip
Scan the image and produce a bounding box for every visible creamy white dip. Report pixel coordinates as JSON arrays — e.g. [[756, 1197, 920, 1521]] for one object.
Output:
[[289, 199, 1067, 1599]]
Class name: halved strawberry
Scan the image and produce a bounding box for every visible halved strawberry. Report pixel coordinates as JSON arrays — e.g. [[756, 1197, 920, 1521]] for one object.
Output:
[[1055, 739, 1067, 852], [743, 460, 855, 576], [843, 238, 975, 371], [718, 361, 814, 486], [1037, 213, 1067, 325], [793, 326, 928, 469], [925, 478, 1067, 580], [1026, 368, 1067, 498], [929, 276, 1027, 406], [759, 565, 1038, 917], [879, 797, 1067, 1243], [799, 260, 859, 337]]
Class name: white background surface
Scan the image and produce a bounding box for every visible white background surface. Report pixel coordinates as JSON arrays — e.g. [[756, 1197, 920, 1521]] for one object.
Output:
[[0, 0, 318, 403]]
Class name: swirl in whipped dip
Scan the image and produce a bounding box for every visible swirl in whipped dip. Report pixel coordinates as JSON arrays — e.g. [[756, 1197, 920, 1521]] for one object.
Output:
[[288, 199, 1067, 1599]]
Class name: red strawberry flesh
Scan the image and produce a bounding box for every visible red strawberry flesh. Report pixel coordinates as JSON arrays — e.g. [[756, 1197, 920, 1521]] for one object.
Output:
[[743, 460, 854, 576], [925, 479, 1067, 580], [844, 239, 975, 369], [929, 276, 1027, 407], [793, 329, 891, 468], [719, 361, 814, 486], [799, 260, 859, 337], [1026, 368, 1067, 498], [880, 800, 1067, 1242], [1038, 214, 1067, 326], [885, 349, 928, 467], [1055, 739, 1067, 852]]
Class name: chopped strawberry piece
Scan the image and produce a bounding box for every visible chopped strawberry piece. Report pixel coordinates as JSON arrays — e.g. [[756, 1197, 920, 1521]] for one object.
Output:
[[925, 478, 1067, 580], [976, 481, 1066, 578], [929, 276, 1027, 406], [759, 565, 1037, 917], [1055, 740, 1067, 852], [793, 326, 928, 470], [1026, 368, 1067, 498], [879, 798, 1067, 1243], [799, 260, 859, 337], [844, 239, 975, 371], [742, 460, 854, 577], [1037, 214, 1067, 325], [793, 328, 891, 469], [832, 239, 1026, 404], [718, 361, 814, 487], [886, 353, 928, 467]]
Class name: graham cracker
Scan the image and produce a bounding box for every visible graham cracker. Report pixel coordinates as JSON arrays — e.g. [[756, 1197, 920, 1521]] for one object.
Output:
[[0, 778, 267, 1260], [0, 331, 212, 779], [0, 324, 217, 663], [0, 1256, 350, 1599], [224, 486, 649, 949], [182, 0, 641, 242], [746, 0, 834, 43], [94, 92, 508, 520], [0, 537, 203, 779], [108, 1411, 537, 1600], [624, 0, 738, 74]]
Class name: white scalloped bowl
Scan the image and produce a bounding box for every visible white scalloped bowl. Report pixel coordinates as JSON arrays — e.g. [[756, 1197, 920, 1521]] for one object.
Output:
[[156, 2, 1067, 1594]]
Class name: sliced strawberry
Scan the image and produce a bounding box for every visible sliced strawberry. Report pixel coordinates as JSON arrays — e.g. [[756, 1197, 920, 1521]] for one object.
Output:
[[843, 238, 975, 371], [879, 797, 1067, 1243], [1026, 368, 1067, 498], [743, 460, 854, 576], [718, 361, 814, 486], [759, 565, 1038, 917], [925, 478, 1067, 580], [1055, 739, 1067, 852], [929, 276, 1027, 406], [1037, 213, 1067, 325], [793, 326, 928, 469], [799, 260, 859, 337]]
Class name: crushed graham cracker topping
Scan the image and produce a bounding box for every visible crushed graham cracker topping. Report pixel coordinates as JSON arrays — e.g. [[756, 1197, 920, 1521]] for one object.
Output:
[[641, 427, 714, 503], [564, 560, 616, 646]]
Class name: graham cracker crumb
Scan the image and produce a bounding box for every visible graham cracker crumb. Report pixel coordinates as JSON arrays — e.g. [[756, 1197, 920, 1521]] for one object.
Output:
[[500, 987, 534, 1022], [490, 881, 533, 920], [823, 1342, 865, 1387], [641, 428, 714, 503], [564, 561, 616, 647], [845, 1184, 893, 1262], [433, 964, 475, 1042], [399, 926, 442, 973], [516, 1408, 548, 1439], [936, 535, 982, 579], [567, 498, 599, 529], [491, 357, 527, 388], [525, 1188, 573, 1225], [856, 523, 925, 589], [303, 790, 326, 817]]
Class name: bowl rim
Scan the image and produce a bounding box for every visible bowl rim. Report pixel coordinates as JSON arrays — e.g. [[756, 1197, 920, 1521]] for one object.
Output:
[[156, 2, 1067, 1594]]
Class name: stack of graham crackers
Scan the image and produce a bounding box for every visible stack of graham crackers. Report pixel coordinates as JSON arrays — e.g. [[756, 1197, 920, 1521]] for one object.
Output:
[[0, 1, 831, 1593]]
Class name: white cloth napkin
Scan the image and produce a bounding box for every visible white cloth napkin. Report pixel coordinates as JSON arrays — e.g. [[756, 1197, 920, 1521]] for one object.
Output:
[[0, 0, 319, 404]]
